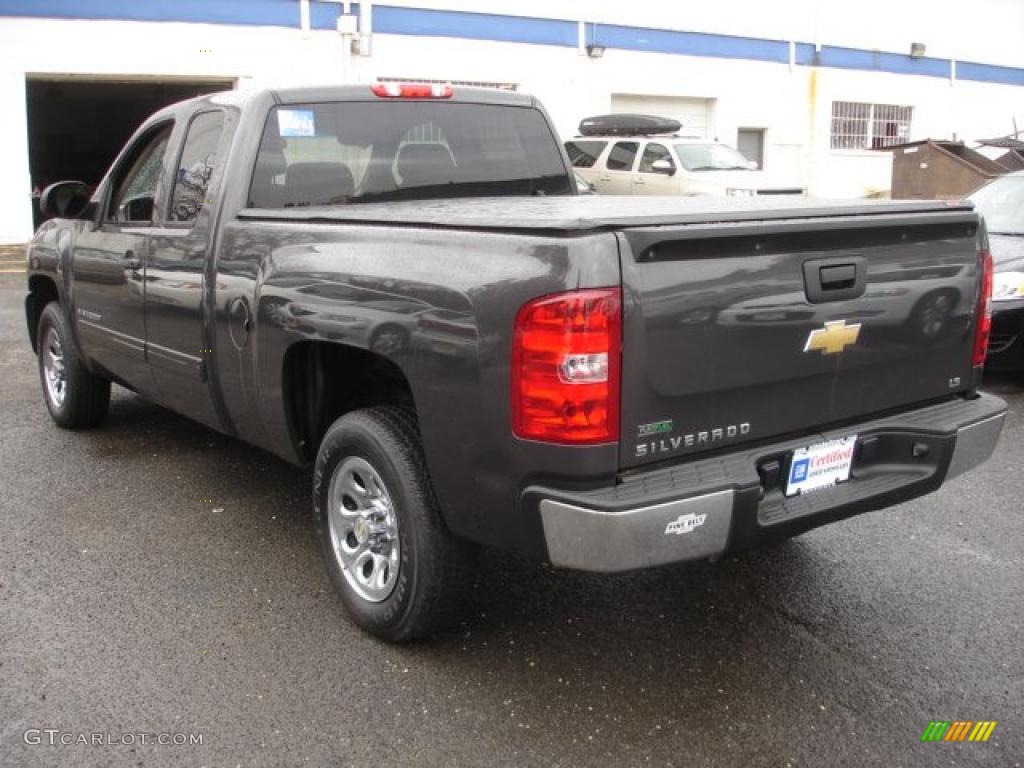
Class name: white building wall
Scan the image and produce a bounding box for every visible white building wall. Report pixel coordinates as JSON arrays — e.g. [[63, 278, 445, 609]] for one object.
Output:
[[1, 1, 1023, 242], [0, 70, 33, 245]]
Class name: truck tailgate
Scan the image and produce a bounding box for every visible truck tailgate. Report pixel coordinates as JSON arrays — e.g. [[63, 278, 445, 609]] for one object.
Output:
[[619, 209, 982, 469]]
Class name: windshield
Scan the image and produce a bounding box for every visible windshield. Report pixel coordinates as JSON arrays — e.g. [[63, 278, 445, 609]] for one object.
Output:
[[968, 176, 1024, 235], [249, 101, 572, 207], [674, 143, 753, 172]]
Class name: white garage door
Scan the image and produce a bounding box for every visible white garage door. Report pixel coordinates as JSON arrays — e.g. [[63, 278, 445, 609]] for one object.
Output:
[[610, 94, 713, 138]]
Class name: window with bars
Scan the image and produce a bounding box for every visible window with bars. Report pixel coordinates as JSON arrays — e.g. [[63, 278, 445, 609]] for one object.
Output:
[[831, 101, 913, 150]]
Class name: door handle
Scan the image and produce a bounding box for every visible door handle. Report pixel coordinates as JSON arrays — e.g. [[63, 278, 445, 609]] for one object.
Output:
[[123, 250, 142, 271], [634, 177, 646, 184]]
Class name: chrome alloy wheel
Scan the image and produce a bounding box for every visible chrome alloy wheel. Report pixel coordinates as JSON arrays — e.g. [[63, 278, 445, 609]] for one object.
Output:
[[327, 456, 401, 602], [43, 327, 68, 408]]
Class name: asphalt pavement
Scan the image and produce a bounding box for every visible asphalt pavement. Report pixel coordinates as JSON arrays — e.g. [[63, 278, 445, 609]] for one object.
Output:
[[0, 270, 1021, 768]]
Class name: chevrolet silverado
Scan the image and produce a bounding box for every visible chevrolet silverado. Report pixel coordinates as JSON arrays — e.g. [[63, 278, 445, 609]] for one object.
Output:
[[25, 84, 1006, 641]]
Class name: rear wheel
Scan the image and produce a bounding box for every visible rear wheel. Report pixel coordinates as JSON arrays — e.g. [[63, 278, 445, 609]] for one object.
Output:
[[36, 302, 110, 428], [313, 406, 475, 642]]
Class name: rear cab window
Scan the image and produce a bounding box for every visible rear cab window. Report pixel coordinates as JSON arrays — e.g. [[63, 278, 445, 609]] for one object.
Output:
[[565, 140, 607, 168], [605, 141, 639, 172], [248, 101, 572, 208]]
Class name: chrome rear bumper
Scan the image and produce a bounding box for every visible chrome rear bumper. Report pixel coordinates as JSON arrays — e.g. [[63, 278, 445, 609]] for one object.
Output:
[[533, 394, 1007, 573]]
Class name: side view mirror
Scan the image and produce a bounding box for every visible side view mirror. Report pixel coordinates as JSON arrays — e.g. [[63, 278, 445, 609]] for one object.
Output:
[[118, 195, 155, 223], [746, 160, 760, 170], [650, 159, 676, 176], [39, 181, 91, 220]]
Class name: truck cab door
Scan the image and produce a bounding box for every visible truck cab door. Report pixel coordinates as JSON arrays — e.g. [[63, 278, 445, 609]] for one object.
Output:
[[632, 142, 679, 195], [594, 141, 639, 195], [70, 121, 173, 397], [146, 110, 227, 430]]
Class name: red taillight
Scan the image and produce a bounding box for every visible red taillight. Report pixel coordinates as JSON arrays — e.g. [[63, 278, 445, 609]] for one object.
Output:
[[512, 288, 621, 445], [973, 249, 993, 366], [370, 83, 453, 99]]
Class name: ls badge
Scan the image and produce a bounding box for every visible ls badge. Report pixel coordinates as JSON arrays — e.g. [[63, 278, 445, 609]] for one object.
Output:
[[803, 320, 861, 355]]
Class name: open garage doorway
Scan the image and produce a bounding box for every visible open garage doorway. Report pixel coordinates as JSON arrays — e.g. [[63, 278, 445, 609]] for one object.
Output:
[[26, 75, 234, 229]]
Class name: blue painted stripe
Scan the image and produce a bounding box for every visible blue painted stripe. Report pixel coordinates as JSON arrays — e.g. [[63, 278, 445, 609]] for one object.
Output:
[[1, 0, 1022, 88], [592, 23, 790, 64], [0, 0, 298, 26], [310, 0, 345, 31], [360, 6, 577, 47], [311, 2, 578, 47], [793, 43, 816, 66], [957, 60, 1024, 86], [795, 44, 950, 78]]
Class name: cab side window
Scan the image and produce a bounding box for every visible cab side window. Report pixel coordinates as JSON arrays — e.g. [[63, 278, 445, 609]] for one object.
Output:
[[605, 141, 639, 171], [170, 111, 226, 222], [108, 123, 173, 224], [638, 143, 674, 173]]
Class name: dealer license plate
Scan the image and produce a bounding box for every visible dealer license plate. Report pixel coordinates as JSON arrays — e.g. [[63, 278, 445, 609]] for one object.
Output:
[[784, 435, 857, 497]]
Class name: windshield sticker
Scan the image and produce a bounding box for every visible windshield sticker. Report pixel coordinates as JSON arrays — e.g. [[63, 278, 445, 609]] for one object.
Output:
[[278, 109, 316, 138]]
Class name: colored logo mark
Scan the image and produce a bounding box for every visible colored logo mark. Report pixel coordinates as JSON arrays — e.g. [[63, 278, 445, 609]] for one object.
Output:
[[790, 458, 809, 484], [803, 320, 862, 355], [920, 720, 997, 742]]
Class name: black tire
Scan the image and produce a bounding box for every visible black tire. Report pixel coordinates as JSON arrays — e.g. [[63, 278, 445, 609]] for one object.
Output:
[[36, 302, 110, 429], [313, 406, 475, 642]]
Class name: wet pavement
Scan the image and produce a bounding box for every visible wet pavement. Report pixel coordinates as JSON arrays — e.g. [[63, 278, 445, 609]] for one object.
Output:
[[1, 272, 1021, 767]]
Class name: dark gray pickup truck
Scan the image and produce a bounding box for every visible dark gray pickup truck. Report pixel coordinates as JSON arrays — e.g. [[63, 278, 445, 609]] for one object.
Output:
[[25, 84, 1006, 641]]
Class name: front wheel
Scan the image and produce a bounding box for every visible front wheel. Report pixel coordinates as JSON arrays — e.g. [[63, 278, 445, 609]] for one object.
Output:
[[36, 302, 110, 429], [313, 406, 475, 642]]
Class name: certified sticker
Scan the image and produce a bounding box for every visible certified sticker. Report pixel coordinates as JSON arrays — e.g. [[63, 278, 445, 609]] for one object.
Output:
[[785, 435, 857, 497]]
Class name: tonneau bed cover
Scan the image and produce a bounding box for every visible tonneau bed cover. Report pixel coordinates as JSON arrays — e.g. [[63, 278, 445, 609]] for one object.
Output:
[[237, 196, 973, 233]]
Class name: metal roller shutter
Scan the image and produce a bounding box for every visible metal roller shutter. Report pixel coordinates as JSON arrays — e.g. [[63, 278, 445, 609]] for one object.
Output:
[[610, 94, 712, 139]]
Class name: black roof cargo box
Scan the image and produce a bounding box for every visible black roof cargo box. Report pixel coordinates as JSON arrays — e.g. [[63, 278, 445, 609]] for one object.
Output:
[[578, 113, 681, 137]]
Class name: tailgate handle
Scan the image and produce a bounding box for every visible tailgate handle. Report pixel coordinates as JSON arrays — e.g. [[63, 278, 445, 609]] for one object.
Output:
[[803, 256, 867, 304], [820, 264, 857, 290]]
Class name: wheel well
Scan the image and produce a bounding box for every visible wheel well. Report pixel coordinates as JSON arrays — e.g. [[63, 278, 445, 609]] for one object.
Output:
[[283, 341, 416, 463], [26, 275, 60, 352]]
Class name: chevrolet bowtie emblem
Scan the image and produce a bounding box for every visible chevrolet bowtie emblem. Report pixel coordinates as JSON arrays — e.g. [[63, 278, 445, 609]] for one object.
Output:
[[803, 320, 862, 355]]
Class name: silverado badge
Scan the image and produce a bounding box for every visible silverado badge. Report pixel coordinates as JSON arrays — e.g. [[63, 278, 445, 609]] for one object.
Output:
[[803, 320, 862, 355]]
